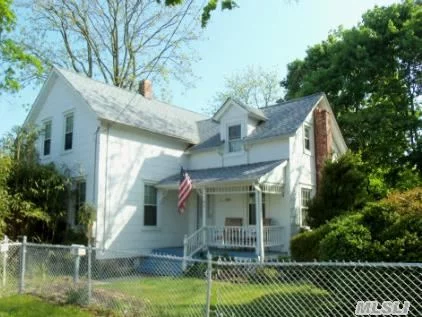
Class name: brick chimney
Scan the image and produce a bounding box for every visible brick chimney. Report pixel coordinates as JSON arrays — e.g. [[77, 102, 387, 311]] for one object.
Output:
[[314, 107, 333, 189], [139, 79, 152, 99]]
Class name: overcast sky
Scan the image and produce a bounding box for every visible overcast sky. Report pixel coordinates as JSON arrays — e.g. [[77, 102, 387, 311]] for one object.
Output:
[[0, 0, 399, 137]]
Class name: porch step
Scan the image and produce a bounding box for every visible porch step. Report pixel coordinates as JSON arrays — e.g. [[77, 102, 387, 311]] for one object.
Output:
[[136, 247, 184, 276]]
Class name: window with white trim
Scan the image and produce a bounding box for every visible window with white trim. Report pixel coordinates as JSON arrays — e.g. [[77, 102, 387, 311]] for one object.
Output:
[[248, 191, 266, 225], [301, 188, 312, 226], [304, 125, 311, 152], [144, 185, 157, 226], [43, 120, 52, 156], [64, 113, 74, 151], [228, 124, 242, 152]]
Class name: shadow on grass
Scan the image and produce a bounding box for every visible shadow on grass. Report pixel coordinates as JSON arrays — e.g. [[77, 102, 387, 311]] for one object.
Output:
[[213, 292, 340, 317]]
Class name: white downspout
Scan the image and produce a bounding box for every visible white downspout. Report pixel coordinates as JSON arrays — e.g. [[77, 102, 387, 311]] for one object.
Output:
[[202, 188, 207, 249], [254, 184, 265, 262]]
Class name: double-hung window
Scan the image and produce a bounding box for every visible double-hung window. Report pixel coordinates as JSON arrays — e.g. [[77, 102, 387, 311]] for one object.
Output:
[[248, 191, 266, 225], [304, 125, 311, 152], [228, 124, 242, 153], [301, 188, 312, 227], [64, 113, 74, 151], [144, 184, 157, 226], [43, 120, 52, 156]]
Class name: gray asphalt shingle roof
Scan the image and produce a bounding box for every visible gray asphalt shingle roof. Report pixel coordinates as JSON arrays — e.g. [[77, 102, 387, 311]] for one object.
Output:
[[191, 93, 324, 151], [157, 160, 285, 186], [55, 68, 323, 147], [57, 68, 207, 143]]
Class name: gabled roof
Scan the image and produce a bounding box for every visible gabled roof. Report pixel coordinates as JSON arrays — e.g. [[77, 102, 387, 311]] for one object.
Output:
[[157, 160, 286, 187], [53, 68, 207, 143], [212, 97, 268, 122], [191, 93, 325, 152], [26, 68, 328, 148]]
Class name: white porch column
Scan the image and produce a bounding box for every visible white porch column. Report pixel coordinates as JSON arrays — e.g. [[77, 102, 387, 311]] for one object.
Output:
[[254, 185, 265, 262], [202, 188, 207, 248]]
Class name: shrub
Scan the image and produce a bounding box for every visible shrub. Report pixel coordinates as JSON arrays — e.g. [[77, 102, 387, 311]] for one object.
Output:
[[292, 188, 422, 262], [290, 225, 329, 261], [65, 287, 89, 306], [318, 213, 374, 261]]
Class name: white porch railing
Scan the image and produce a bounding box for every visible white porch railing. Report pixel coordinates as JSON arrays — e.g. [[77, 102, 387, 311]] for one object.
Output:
[[206, 226, 284, 249], [183, 226, 206, 258], [183, 226, 284, 258]]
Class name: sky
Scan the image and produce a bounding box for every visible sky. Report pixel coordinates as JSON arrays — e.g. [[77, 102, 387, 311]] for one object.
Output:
[[0, 0, 399, 137]]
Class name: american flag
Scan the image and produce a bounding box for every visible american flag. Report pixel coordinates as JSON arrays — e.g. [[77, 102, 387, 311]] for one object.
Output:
[[178, 167, 192, 213]]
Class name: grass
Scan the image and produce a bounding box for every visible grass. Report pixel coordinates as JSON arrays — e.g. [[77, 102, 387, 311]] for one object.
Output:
[[100, 276, 331, 317], [2, 268, 333, 316], [0, 295, 93, 317]]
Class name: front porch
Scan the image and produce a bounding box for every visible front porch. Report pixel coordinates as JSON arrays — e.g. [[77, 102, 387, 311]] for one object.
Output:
[[157, 160, 289, 262]]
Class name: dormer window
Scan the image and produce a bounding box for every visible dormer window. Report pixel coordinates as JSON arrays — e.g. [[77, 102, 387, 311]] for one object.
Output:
[[228, 124, 242, 152]]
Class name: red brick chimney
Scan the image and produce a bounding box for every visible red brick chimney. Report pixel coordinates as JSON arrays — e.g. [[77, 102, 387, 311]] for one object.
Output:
[[314, 107, 333, 189], [139, 79, 152, 99]]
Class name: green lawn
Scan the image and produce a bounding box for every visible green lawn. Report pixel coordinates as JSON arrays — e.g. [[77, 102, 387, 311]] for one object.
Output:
[[99, 276, 331, 317], [0, 295, 93, 317], [6, 274, 333, 316]]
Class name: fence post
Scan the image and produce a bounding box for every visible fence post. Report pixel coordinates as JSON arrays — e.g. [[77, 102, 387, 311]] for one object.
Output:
[[182, 235, 188, 271], [73, 252, 80, 284], [19, 236, 27, 294], [87, 244, 92, 304], [2, 236, 8, 288], [205, 252, 212, 317]]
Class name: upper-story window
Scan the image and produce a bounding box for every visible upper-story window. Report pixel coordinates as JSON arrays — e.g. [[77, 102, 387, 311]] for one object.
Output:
[[64, 113, 74, 151], [228, 124, 242, 153], [43, 120, 52, 156], [144, 184, 157, 226], [304, 125, 311, 152]]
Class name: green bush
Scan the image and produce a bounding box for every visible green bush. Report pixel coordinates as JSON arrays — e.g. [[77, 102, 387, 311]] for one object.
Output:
[[290, 226, 329, 261], [292, 187, 422, 262], [319, 213, 373, 261]]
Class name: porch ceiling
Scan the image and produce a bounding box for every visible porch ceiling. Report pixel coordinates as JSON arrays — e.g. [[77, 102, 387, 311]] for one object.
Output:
[[156, 160, 287, 191]]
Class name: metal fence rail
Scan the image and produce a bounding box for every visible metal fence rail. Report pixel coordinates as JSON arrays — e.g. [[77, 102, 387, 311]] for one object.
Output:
[[1, 236, 421, 316]]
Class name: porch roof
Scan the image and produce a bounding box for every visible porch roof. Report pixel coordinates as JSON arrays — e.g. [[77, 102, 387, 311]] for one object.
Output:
[[156, 160, 287, 189]]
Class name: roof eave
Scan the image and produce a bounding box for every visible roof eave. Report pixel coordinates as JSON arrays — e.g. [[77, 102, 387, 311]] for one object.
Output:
[[156, 178, 258, 190], [99, 118, 199, 144]]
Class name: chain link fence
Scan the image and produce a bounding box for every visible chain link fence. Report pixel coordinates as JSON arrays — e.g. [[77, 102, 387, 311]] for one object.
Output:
[[1, 237, 421, 316]]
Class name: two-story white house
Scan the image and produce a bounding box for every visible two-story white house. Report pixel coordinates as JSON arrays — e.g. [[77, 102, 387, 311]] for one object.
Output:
[[25, 68, 347, 261]]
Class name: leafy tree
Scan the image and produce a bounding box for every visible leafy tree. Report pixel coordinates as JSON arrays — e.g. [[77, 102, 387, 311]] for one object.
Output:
[[282, 0, 422, 180], [17, 0, 202, 91], [307, 152, 369, 228], [210, 65, 283, 112], [0, 0, 42, 93], [163, 0, 238, 27], [0, 154, 11, 235], [0, 126, 70, 242]]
